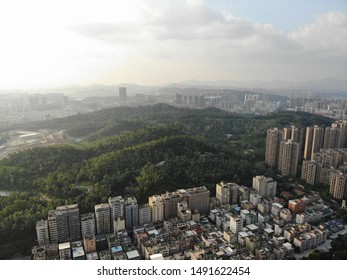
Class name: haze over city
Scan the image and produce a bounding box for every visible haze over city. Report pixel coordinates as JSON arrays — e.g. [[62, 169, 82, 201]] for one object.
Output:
[[2, 0, 347, 267], [0, 0, 346, 91]]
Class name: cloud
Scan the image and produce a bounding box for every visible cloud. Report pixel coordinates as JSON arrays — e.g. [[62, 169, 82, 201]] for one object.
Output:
[[70, 2, 347, 82], [1, 0, 346, 88], [69, 1, 304, 54], [288, 12, 347, 56]]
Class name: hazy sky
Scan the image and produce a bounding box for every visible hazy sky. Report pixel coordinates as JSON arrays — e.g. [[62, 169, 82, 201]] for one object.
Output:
[[0, 0, 346, 90]]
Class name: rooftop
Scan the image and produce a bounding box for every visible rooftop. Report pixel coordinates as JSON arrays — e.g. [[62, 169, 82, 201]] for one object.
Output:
[[150, 253, 164, 260], [58, 242, 70, 250], [126, 250, 140, 260], [111, 246, 123, 254], [72, 246, 85, 258]]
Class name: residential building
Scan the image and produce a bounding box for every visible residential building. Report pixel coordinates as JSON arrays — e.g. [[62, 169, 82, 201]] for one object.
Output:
[[252, 176, 277, 198], [48, 210, 58, 243], [271, 203, 283, 216], [265, 128, 282, 168], [36, 220, 50, 246], [124, 196, 139, 229], [230, 215, 242, 234], [55, 204, 81, 243], [71, 241, 86, 260], [58, 242, 71, 260], [161, 190, 188, 220], [83, 234, 96, 254], [148, 195, 164, 222], [139, 204, 152, 225], [80, 213, 96, 238], [301, 160, 317, 185], [304, 125, 324, 160], [330, 170, 347, 199], [216, 181, 239, 205], [108, 196, 125, 231], [95, 203, 111, 235], [216, 181, 230, 205], [177, 201, 192, 222], [278, 140, 300, 177], [245, 235, 260, 254], [186, 186, 210, 214], [238, 186, 250, 201], [284, 125, 304, 158], [113, 217, 125, 232], [288, 199, 306, 214]]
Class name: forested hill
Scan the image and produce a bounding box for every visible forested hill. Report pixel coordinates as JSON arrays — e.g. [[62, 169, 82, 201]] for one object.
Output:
[[21, 103, 332, 140], [0, 104, 333, 247]]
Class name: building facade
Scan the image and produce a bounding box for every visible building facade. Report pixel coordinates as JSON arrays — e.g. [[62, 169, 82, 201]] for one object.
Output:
[[95, 203, 111, 235]]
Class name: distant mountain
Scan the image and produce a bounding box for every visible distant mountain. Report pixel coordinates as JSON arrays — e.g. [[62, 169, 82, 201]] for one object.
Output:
[[0, 84, 161, 98], [175, 78, 347, 95], [52, 83, 161, 99], [1, 78, 345, 98]]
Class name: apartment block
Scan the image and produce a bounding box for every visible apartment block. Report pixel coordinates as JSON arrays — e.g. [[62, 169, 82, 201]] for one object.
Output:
[[36, 220, 50, 246], [80, 213, 96, 238], [83, 234, 96, 254], [177, 201, 192, 222], [301, 160, 317, 185], [304, 125, 324, 160], [278, 140, 300, 177], [288, 199, 306, 214], [95, 203, 111, 234], [55, 204, 81, 243], [124, 196, 139, 229], [216, 181, 239, 205], [265, 128, 282, 168], [148, 195, 164, 223], [252, 176, 277, 198], [186, 186, 210, 214], [230, 215, 242, 234], [108, 196, 125, 231], [48, 210, 58, 243], [58, 242, 71, 260], [330, 170, 347, 199], [161, 190, 188, 220], [138, 204, 152, 225]]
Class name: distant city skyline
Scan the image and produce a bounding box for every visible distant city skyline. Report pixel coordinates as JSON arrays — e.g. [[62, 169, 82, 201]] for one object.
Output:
[[0, 0, 346, 90]]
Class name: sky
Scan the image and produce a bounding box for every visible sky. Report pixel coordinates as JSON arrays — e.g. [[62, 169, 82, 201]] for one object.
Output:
[[0, 0, 346, 90]]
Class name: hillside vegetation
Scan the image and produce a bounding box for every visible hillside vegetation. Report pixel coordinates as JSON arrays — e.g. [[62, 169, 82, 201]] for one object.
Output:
[[0, 104, 333, 250]]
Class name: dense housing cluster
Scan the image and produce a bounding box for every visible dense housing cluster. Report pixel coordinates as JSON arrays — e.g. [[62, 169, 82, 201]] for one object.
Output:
[[32, 178, 344, 260]]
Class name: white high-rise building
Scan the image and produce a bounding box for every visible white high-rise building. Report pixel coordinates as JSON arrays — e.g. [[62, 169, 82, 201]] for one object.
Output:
[[252, 176, 277, 198], [148, 195, 164, 222], [216, 181, 239, 205], [230, 215, 243, 234], [48, 210, 58, 243], [216, 181, 230, 205], [36, 220, 50, 245]]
